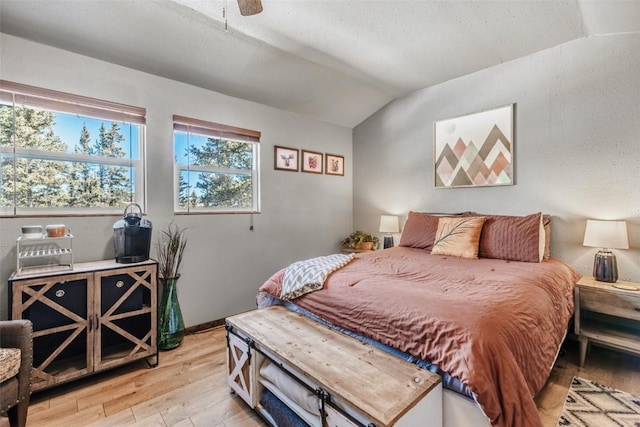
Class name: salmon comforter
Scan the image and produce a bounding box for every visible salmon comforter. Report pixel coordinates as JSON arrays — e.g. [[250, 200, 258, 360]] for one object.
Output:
[[258, 246, 580, 427]]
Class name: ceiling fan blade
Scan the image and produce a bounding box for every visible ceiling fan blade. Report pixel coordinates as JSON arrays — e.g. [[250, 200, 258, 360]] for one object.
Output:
[[237, 0, 263, 16]]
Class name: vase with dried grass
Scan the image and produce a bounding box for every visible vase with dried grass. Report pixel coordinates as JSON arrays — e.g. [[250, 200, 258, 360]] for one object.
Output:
[[157, 222, 188, 350]]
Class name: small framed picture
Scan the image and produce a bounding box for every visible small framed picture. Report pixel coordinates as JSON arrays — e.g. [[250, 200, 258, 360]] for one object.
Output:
[[301, 150, 323, 174], [274, 145, 299, 172], [325, 154, 344, 176]]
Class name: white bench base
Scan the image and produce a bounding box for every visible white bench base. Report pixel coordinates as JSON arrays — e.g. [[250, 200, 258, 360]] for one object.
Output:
[[226, 306, 443, 427]]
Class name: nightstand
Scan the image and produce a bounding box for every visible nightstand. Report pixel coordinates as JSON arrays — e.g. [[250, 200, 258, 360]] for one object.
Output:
[[341, 247, 375, 254], [574, 276, 640, 367]]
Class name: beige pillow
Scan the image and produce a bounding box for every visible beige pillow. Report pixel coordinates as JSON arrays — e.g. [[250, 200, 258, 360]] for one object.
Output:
[[431, 216, 486, 259], [543, 214, 551, 260]]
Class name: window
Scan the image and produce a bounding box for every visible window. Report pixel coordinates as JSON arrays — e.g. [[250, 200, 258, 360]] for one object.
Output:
[[0, 80, 146, 216], [173, 115, 260, 213]]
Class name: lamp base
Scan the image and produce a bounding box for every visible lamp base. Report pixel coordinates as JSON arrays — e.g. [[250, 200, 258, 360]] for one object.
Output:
[[383, 235, 394, 249], [593, 249, 618, 283]]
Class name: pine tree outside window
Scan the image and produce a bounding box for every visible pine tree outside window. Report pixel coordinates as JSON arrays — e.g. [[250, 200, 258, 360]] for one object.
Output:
[[0, 80, 146, 216], [173, 115, 260, 214]]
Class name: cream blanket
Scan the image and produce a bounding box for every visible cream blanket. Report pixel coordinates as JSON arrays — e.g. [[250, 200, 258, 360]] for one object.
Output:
[[281, 253, 355, 301]]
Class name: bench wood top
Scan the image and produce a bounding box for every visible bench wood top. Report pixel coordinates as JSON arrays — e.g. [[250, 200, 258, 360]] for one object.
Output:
[[226, 305, 441, 426]]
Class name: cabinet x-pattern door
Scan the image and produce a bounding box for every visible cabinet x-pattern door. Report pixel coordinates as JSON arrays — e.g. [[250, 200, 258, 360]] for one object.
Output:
[[94, 265, 157, 370], [11, 273, 93, 389]]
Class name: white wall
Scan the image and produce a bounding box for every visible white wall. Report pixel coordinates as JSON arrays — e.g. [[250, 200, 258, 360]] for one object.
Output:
[[353, 33, 640, 282], [0, 34, 353, 322]]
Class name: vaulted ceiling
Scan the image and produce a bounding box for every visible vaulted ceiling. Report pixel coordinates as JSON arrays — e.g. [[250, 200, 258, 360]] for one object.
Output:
[[2, 1, 640, 128]]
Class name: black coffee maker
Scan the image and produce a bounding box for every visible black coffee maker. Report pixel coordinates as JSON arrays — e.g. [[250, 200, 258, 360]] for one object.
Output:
[[113, 203, 152, 263]]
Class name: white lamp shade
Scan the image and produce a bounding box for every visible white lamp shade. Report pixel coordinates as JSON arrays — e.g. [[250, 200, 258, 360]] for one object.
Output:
[[583, 220, 629, 249], [379, 215, 400, 233]]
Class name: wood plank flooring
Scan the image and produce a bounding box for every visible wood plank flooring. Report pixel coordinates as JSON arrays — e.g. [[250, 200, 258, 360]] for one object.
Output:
[[2, 327, 639, 427]]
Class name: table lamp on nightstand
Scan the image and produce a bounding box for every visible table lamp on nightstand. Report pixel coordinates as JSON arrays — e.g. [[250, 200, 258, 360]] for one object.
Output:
[[379, 215, 400, 249], [583, 219, 629, 283]]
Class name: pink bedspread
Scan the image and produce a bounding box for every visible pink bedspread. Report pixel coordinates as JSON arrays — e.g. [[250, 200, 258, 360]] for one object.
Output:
[[259, 247, 580, 427]]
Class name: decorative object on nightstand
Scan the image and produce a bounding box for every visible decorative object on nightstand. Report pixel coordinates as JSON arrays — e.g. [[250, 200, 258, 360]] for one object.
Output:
[[379, 215, 400, 249], [582, 220, 629, 283], [157, 222, 188, 350], [340, 230, 378, 252]]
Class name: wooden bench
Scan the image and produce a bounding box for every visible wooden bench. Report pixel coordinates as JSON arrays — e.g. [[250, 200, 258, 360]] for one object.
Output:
[[225, 306, 442, 427]]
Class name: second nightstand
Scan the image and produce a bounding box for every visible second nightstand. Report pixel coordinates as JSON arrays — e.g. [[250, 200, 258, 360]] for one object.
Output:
[[340, 247, 375, 254], [574, 276, 640, 367]]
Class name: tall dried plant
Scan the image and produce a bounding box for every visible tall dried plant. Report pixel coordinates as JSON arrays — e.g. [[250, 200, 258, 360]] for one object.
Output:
[[157, 222, 188, 279]]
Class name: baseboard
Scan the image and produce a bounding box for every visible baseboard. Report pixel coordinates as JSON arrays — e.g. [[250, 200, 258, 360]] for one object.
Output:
[[184, 318, 225, 334]]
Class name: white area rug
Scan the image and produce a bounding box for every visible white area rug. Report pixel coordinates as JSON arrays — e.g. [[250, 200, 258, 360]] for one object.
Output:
[[557, 377, 640, 426]]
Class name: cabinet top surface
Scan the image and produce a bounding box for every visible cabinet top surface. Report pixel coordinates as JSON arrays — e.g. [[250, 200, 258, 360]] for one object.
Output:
[[577, 276, 640, 294], [226, 305, 440, 426], [10, 259, 157, 280]]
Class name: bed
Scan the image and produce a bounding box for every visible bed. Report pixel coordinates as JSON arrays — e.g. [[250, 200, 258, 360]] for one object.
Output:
[[256, 212, 580, 427]]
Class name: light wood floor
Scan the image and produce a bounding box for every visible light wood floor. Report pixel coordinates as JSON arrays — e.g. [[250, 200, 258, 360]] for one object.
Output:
[[2, 327, 639, 427]]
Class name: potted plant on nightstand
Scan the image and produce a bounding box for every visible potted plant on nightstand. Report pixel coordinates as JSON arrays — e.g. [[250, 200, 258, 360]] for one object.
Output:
[[341, 230, 379, 251], [157, 222, 188, 350]]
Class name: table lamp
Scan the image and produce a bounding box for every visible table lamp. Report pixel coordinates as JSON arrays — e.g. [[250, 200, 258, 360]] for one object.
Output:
[[379, 215, 400, 249], [583, 220, 629, 283]]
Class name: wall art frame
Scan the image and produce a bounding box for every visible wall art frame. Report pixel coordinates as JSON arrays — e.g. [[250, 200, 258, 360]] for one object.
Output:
[[274, 145, 299, 172], [433, 104, 514, 188], [325, 153, 345, 176], [301, 149, 323, 174]]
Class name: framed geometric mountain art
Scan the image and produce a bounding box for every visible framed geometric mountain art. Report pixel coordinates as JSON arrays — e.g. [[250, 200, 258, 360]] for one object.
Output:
[[434, 104, 514, 188]]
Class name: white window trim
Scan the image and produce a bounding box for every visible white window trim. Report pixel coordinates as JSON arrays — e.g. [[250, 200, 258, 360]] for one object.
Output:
[[172, 115, 261, 214], [0, 80, 146, 216]]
